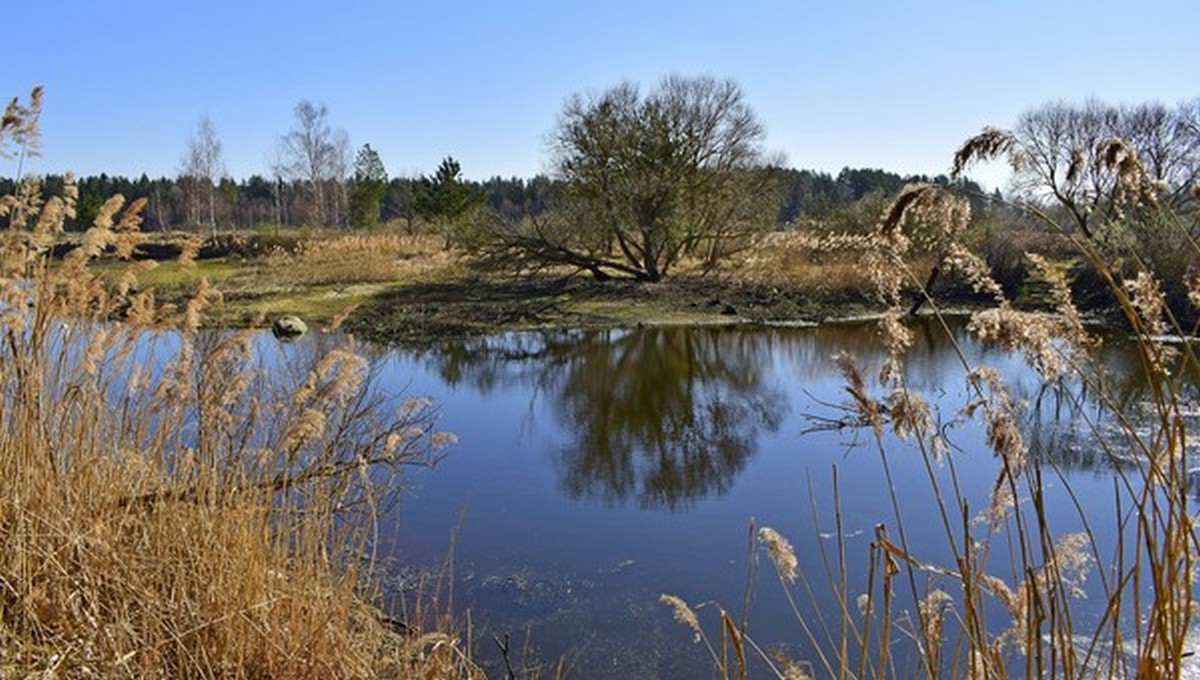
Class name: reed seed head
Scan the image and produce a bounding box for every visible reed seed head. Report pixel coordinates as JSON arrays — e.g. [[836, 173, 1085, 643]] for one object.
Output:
[[758, 526, 798, 583], [951, 127, 1018, 178], [659, 594, 702, 641]]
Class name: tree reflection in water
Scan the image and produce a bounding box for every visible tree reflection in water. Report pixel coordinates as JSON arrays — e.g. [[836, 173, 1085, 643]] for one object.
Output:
[[1018, 337, 1200, 496], [407, 317, 1200, 507], [418, 326, 787, 510]]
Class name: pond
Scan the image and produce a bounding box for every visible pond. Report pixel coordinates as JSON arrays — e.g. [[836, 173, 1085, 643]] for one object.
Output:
[[290, 318, 1192, 677]]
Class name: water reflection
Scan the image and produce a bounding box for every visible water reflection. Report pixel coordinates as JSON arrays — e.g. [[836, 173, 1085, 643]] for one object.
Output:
[[399, 317, 1200, 509], [554, 328, 787, 509], [362, 318, 1200, 675], [415, 326, 787, 509]]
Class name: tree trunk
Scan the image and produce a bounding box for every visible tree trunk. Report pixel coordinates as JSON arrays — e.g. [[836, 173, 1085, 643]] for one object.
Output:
[[208, 188, 217, 239], [908, 264, 940, 316]]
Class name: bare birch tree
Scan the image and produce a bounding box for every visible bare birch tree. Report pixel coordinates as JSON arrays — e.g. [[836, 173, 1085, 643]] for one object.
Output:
[[275, 101, 349, 227], [179, 115, 226, 237]]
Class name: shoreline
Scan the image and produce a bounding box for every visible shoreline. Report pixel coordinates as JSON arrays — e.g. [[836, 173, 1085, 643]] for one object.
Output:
[[80, 240, 1127, 347]]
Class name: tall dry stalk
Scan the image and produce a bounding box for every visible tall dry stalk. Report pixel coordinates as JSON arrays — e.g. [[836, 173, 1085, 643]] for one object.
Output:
[[669, 125, 1200, 678]]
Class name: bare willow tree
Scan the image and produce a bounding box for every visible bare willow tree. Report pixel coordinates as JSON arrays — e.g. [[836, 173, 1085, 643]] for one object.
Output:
[[1122, 99, 1200, 205], [275, 101, 350, 227], [954, 96, 1200, 319], [959, 97, 1200, 239], [179, 115, 226, 236], [480, 75, 775, 281]]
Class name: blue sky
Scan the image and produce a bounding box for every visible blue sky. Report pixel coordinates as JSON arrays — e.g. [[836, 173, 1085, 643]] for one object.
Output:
[[6, 1, 1199, 188]]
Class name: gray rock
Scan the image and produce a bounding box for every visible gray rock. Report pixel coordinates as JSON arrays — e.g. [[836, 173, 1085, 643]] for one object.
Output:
[[271, 315, 308, 341]]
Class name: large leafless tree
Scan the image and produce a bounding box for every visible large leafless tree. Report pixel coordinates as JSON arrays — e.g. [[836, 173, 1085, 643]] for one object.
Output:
[[988, 98, 1200, 237], [481, 76, 775, 281]]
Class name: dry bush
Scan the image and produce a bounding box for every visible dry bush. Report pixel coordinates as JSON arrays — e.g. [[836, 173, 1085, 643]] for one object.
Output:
[[963, 214, 1073, 298], [1, 88, 478, 678], [734, 230, 933, 297], [262, 232, 455, 287], [735, 230, 876, 291]]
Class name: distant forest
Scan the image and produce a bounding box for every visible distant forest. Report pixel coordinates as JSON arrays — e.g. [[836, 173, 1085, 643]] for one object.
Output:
[[0, 166, 986, 233]]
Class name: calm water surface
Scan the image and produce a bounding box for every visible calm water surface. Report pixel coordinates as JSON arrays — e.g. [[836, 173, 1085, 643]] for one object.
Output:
[[303, 318, 1186, 677]]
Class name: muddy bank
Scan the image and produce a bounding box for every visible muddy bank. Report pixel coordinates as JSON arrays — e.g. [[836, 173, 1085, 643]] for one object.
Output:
[[341, 274, 889, 346]]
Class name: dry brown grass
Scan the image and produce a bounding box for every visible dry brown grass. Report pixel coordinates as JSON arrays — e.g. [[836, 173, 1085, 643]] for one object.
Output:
[[733, 230, 936, 297], [262, 232, 458, 287], [734, 231, 875, 290], [1, 88, 479, 678]]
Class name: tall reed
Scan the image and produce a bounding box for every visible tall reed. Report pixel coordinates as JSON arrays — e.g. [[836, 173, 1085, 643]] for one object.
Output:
[[666, 128, 1200, 678]]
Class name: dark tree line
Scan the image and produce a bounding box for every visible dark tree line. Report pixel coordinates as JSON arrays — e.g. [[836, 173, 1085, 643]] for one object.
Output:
[[0, 165, 959, 234], [773, 166, 987, 225], [0, 171, 551, 233]]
